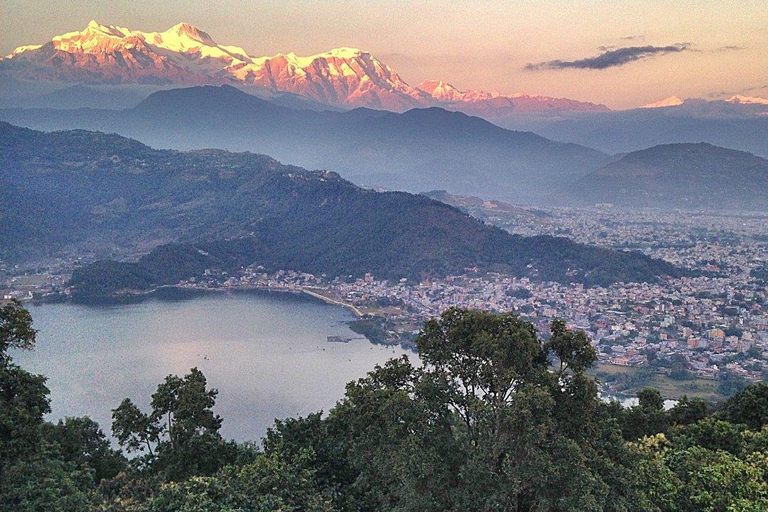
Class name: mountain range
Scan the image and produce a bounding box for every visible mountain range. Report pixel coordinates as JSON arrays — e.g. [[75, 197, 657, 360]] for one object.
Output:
[[568, 143, 768, 209], [0, 121, 678, 292], [0, 84, 609, 202], [506, 98, 768, 158], [0, 20, 608, 114]]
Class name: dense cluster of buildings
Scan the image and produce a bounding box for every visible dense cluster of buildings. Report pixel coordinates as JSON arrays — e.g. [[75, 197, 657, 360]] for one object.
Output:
[[3, 206, 768, 387], [223, 207, 768, 384]]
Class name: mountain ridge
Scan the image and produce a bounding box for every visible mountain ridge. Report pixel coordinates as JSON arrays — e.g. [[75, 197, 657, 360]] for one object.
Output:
[[1, 20, 608, 114], [0, 84, 610, 202], [0, 121, 678, 289], [568, 142, 768, 210]]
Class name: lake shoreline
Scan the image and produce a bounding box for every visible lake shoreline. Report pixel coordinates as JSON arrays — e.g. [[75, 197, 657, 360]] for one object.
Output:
[[46, 284, 363, 318], [16, 293, 412, 443]]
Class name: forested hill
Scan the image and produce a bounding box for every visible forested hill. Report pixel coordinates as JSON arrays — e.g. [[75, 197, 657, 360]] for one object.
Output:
[[0, 122, 677, 294], [568, 142, 768, 210]]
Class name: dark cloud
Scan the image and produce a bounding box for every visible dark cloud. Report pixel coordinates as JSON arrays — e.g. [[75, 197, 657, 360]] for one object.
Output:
[[620, 35, 646, 42], [525, 43, 691, 71], [714, 45, 744, 52]]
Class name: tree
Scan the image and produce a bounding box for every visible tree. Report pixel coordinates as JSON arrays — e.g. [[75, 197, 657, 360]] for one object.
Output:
[[0, 455, 96, 511], [0, 361, 51, 472], [148, 450, 331, 512], [43, 416, 126, 482], [112, 367, 234, 480], [637, 388, 664, 411], [668, 395, 708, 426], [674, 418, 747, 456], [619, 388, 669, 441], [665, 446, 768, 510], [721, 383, 768, 430], [0, 300, 37, 361], [321, 309, 625, 511], [112, 398, 161, 458], [0, 300, 49, 476], [416, 307, 549, 440], [0, 302, 102, 509]]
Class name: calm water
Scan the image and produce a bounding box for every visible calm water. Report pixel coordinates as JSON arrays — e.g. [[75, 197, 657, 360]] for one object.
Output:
[[12, 291, 411, 442]]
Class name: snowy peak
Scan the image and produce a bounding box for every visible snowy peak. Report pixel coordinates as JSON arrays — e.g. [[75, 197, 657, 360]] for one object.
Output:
[[417, 79, 607, 113], [83, 20, 125, 36], [418, 80, 497, 102], [640, 96, 684, 109], [2, 20, 609, 113], [726, 95, 768, 106], [164, 23, 215, 44], [316, 47, 365, 60], [151, 23, 227, 54], [50, 20, 136, 53], [231, 46, 426, 110], [418, 80, 465, 101]]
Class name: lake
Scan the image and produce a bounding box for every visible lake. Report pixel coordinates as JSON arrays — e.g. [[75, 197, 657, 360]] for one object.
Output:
[[12, 290, 412, 443]]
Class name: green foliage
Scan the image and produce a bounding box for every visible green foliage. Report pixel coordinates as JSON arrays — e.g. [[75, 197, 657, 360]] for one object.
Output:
[[0, 360, 51, 471], [0, 303, 108, 509], [112, 368, 235, 481], [0, 299, 37, 359], [6, 304, 768, 511], [668, 395, 709, 426], [665, 446, 768, 511], [112, 398, 162, 457], [317, 309, 630, 511], [721, 383, 768, 430], [43, 417, 127, 482], [148, 450, 331, 512], [674, 418, 747, 455], [638, 388, 665, 411], [0, 454, 97, 512], [0, 300, 49, 475]]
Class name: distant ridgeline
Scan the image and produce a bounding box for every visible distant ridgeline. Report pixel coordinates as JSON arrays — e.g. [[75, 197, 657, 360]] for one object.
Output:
[[0, 84, 609, 203], [0, 122, 679, 298], [569, 143, 768, 210]]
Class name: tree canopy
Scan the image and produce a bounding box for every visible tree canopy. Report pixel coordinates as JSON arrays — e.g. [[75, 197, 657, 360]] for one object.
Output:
[[4, 304, 768, 511]]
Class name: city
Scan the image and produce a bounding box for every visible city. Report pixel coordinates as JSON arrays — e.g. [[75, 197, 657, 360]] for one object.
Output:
[[4, 205, 767, 399]]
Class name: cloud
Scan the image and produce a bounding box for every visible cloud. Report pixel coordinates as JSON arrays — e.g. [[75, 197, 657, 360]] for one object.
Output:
[[525, 43, 691, 71], [714, 45, 744, 52]]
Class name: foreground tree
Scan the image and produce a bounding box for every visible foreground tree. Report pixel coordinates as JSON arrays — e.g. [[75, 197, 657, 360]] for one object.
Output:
[[148, 449, 331, 512], [311, 308, 646, 511], [112, 367, 237, 480], [43, 416, 126, 483], [0, 301, 106, 510], [0, 300, 48, 476], [7, 303, 768, 510], [720, 383, 768, 430], [0, 300, 37, 359]]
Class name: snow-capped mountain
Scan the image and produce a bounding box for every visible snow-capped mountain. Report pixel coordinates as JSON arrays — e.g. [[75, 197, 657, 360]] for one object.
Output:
[[640, 96, 684, 109], [418, 80, 495, 102], [2, 21, 243, 84], [726, 95, 768, 106], [1, 20, 604, 113], [227, 47, 428, 110], [417, 79, 609, 116]]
